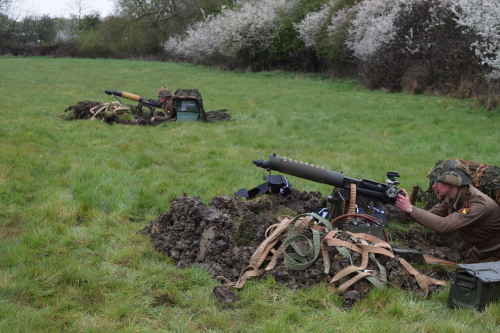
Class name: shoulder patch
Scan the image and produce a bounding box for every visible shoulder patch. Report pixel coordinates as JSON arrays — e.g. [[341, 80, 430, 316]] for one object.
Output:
[[460, 202, 470, 215]]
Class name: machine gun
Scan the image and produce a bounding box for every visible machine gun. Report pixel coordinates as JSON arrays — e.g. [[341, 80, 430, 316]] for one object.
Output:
[[105, 89, 162, 113], [253, 154, 402, 232]]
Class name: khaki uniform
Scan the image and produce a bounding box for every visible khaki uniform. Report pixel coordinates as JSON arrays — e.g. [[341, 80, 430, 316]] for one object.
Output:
[[410, 184, 500, 262], [162, 99, 175, 120]]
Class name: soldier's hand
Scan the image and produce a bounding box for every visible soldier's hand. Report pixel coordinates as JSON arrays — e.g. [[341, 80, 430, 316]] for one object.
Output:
[[395, 189, 413, 213]]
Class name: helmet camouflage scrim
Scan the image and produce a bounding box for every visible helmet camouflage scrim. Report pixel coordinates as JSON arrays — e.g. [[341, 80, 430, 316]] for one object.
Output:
[[428, 160, 472, 187], [157, 87, 172, 97]]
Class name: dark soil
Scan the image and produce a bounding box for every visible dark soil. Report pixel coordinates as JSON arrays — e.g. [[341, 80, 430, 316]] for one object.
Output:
[[140, 190, 467, 308], [205, 109, 232, 122], [63, 100, 102, 120]]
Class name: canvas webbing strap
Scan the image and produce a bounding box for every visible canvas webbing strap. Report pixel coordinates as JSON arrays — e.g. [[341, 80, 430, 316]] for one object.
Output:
[[280, 213, 333, 270], [321, 230, 392, 272], [229, 215, 308, 288], [349, 183, 356, 215], [263, 214, 323, 272], [398, 258, 446, 297], [228, 213, 331, 288], [227, 213, 446, 297], [326, 232, 391, 278], [325, 232, 393, 292], [247, 216, 295, 270], [89, 102, 129, 119]]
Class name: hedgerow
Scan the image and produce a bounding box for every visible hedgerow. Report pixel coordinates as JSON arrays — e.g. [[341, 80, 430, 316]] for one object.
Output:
[[163, 0, 300, 69], [163, 0, 499, 107]]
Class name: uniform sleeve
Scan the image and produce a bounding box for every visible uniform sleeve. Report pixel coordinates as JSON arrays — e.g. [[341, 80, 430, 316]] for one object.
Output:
[[427, 202, 448, 217], [410, 198, 489, 233]]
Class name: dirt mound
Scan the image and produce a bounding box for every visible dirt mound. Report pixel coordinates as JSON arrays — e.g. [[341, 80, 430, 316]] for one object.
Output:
[[141, 191, 325, 281], [205, 109, 232, 122], [140, 190, 462, 307], [61, 100, 231, 124], [62, 100, 103, 120]]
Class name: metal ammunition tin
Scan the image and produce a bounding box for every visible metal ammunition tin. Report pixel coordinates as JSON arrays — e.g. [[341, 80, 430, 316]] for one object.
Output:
[[391, 245, 424, 264], [448, 261, 500, 311], [175, 99, 200, 121]]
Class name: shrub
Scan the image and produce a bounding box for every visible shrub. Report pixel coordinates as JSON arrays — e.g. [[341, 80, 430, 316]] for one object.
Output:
[[294, 0, 361, 76], [339, 0, 498, 104], [163, 0, 300, 68], [451, 0, 500, 81], [77, 29, 113, 58]]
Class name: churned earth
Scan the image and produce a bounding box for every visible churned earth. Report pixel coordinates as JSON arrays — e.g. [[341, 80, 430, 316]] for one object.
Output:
[[139, 190, 467, 308]]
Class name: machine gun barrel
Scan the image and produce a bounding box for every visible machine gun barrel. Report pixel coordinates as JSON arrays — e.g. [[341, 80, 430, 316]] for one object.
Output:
[[105, 89, 162, 109], [253, 154, 400, 204], [253, 154, 346, 187]]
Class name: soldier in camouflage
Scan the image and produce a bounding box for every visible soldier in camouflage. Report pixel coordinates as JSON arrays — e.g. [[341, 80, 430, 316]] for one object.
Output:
[[151, 87, 175, 122], [395, 160, 500, 263]]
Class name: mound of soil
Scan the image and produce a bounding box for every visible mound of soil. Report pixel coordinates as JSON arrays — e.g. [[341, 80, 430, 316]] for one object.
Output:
[[140, 190, 465, 308], [205, 109, 232, 123], [63, 100, 102, 120]]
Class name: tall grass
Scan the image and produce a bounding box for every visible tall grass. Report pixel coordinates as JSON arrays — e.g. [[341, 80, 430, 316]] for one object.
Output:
[[0, 56, 498, 332]]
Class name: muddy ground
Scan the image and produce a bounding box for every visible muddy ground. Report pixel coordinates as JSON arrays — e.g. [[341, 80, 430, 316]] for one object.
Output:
[[140, 190, 469, 308]]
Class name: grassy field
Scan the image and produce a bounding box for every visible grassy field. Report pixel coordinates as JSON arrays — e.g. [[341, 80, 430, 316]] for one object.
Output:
[[0, 56, 499, 332]]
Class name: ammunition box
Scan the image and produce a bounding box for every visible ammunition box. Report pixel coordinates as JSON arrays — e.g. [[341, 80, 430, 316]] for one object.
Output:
[[448, 261, 500, 311], [391, 245, 424, 264], [174, 99, 200, 121]]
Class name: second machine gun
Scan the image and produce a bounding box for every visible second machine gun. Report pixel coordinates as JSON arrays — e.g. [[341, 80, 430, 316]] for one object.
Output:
[[105, 89, 162, 114], [253, 154, 402, 235]]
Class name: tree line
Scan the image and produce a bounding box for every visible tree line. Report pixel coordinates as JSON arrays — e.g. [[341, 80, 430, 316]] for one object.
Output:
[[1, 0, 498, 109], [0, 0, 231, 58]]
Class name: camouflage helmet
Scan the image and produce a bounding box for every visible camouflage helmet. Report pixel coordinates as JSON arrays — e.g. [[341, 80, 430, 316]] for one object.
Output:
[[157, 87, 172, 98], [428, 160, 472, 187]]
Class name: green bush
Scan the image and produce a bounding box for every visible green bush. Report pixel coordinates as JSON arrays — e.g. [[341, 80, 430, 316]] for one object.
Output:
[[77, 30, 113, 58]]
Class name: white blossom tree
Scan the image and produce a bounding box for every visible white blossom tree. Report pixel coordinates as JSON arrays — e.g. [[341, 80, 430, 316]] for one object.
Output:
[[294, 0, 336, 48], [164, 0, 299, 64], [451, 0, 500, 80]]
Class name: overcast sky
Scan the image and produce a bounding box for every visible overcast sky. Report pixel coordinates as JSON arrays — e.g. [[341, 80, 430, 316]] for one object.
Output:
[[15, 0, 115, 18]]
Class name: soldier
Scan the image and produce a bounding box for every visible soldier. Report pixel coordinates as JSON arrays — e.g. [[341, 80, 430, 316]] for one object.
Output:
[[395, 160, 500, 263], [151, 87, 175, 122]]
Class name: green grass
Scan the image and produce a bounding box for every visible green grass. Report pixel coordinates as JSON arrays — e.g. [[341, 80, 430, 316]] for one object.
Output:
[[0, 56, 499, 332]]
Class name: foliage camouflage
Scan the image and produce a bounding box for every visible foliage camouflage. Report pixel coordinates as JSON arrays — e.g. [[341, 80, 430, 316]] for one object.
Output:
[[60, 100, 155, 125]]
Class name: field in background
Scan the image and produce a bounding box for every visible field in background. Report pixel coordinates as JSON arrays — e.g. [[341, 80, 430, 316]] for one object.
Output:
[[0, 56, 498, 332]]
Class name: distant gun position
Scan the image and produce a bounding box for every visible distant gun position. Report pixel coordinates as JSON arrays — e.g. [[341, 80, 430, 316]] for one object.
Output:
[[253, 154, 401, 205], [105, 89, 162, 111]]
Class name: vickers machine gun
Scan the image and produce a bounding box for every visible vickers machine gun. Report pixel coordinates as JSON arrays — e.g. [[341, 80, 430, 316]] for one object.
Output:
[[253, 153, 402, 237], [105, 89, 162, 113]]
